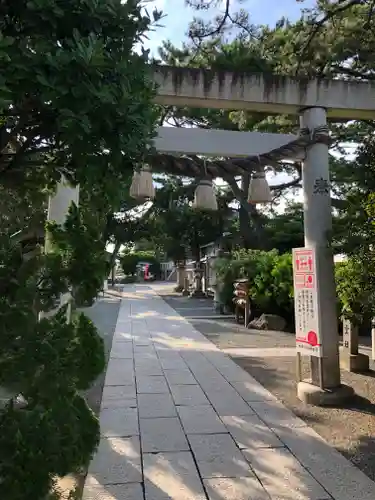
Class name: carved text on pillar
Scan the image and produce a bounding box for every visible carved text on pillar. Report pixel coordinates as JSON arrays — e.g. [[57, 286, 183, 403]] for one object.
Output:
[[313, 177, 330, 195]]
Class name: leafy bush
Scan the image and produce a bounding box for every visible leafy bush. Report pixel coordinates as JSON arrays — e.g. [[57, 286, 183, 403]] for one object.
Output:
[[335, 257, 374, 325], [214, 249, 294, 320], [0, 209, 106, 499], [215, 249, 375, 330], [120, 253, 140, 276], [214, 256, 244, 307], [0, 0, 159, 496], [120, 250, 161, 278]]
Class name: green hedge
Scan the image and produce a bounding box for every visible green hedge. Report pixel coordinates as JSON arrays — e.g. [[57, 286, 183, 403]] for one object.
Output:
[[214, 249, 294, 321], [215, 250, 373, 329], [335, 258, 374, 325], [120, 251, 161, 278]]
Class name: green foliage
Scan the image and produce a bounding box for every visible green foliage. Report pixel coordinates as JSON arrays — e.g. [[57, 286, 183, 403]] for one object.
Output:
[[120, 250, 161, 278], [0, 0, 160, 496], [215, 249, 294, 320], [334, 190, 375, 324], [121, 252, 141, 276], [335, 258, 373, 325], [0, 210, 106, 498], [47, 204, 108, 306], [153, 204, 224, 263], [0, 392, 99, 499], [119, 177, 229, 264], [263, 204, 304, 254], [0, 305, 105, 395], [214, 256, 244, 306], [0, 0, 160, 190]]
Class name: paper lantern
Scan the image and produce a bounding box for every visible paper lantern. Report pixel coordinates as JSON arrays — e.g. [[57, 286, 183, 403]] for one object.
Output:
[[129, 166, 155, 200], [248, 167, 272, 204], [192, 179, 218, 211]]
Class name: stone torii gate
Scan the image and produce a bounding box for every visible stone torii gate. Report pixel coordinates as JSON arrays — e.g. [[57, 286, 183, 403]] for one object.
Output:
[[49, 65, 375, 406], [150, 66, 375, 405]]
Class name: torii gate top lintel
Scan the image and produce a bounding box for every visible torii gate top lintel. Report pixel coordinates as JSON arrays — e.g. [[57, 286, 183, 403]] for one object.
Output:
[[153, 65, 375, 121]]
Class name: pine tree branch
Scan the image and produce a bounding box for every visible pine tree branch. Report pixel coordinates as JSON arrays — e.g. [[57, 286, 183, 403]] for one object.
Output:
[[297, 0, 366, 73], [187, 0, 230, 41]]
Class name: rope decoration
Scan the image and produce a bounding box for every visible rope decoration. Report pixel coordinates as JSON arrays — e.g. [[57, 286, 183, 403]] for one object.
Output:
[[299, 125, 330, 145], [146, 125, 331, 178]]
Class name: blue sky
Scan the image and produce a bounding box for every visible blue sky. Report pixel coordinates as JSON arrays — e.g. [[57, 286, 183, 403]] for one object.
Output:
[[145, 0, 316, 54]]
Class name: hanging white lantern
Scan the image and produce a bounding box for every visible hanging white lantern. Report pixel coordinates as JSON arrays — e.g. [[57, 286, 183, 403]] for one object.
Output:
[[129, 166, 155, 200], [129, 170, 141, 198], [192, 179, 218, 211], [248, 167, 272, 204]]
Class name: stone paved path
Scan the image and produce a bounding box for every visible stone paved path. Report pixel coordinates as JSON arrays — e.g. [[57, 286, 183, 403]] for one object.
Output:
[[82, 284, 375, 500]]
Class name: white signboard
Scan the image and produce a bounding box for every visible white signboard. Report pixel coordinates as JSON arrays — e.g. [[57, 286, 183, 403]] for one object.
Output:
[[292, 248, 322, 357]]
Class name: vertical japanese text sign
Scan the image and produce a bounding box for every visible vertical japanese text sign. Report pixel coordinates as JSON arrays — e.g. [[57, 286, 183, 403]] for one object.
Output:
[[292, 248, 322, 357]]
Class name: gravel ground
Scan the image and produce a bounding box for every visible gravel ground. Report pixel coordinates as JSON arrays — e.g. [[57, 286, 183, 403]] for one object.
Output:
[[233, 355, 375, 481], [189, 315, 375, 483]]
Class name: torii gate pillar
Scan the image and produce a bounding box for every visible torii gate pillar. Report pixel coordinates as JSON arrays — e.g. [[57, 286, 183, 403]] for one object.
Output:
[[45, 178, 80, 319], [298, 107, 354, 404]]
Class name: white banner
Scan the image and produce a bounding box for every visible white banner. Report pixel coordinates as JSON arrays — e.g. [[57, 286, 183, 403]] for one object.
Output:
[[292, 248, 322, 357]]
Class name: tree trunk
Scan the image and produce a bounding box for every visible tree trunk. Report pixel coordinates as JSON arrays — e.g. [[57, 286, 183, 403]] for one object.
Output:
[[224, 173, 264, 249], [239, 175, 253, 249]]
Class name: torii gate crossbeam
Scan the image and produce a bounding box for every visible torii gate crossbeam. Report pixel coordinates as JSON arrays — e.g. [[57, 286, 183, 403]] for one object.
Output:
[[154, 127, 303, 159], [153, 65, 375, 120]]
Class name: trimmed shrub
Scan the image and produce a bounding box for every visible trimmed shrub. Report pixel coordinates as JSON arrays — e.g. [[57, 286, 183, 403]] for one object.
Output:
[[335, 258, 374, 325], [215, 249, 294, 321], [120, 251, 161, 279]]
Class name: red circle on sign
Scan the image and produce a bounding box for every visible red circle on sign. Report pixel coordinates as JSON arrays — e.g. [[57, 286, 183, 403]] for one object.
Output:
[[308, 275, 312, 283], [307, 331, 318, 346]]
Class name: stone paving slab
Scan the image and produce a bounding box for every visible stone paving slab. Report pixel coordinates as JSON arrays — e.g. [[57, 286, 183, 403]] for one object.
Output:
[[83, 283, 375, 500], [143, 451, 207, 500], [86, 436, 142, 485], [82, 483, 144, 500], [136, 375, 170, 394], [135, 363, 164, 377], [249, 401, 308, 430], [177, 405, 227, 435], [101, 385, 137, 410], [203, 477, 270, 500], [140, 417, 190, 453], [170, 384, 210, 406], [138, 392, 177, 418], [187, 433, 254, 478], [100, 407, 139, 437], [158, 355, 188, 370], [204, 388, 254, 416], [164, 368, 198, 386], [230, 379, 278, 403], [104, 359, 135, 386], [134, 345, 156, 357], [221, 414, 284, 449], [109, 340, 133, 357], [134, 349, 158, 360], [243, 446, 331, 500], [274, 425, 375, 500]]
